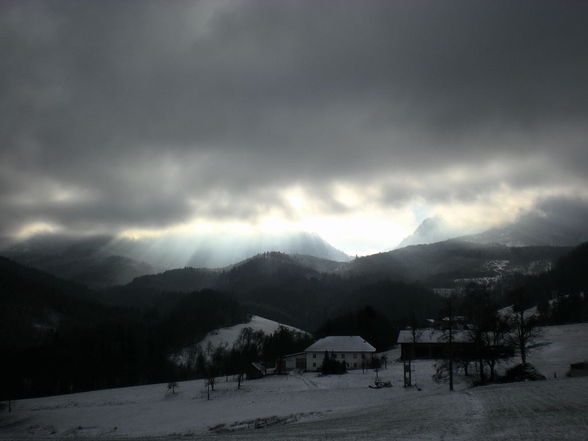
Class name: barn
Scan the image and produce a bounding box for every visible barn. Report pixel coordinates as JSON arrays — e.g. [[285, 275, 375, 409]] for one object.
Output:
[[397, 329, 476, 360], [280, 352, 308, 371]]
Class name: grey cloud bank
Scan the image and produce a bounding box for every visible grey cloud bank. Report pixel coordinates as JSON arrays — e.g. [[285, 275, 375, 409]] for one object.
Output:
[[1, 0, 587, 251]]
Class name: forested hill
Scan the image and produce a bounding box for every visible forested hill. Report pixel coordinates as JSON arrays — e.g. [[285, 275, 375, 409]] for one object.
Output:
[[101, 252, 443, 331], [0, 257, 247, 400], [0, 255, 107, 346], [99, 242, 571, 331], [346, 241, 570, 285], [508, 242, 588, 323]]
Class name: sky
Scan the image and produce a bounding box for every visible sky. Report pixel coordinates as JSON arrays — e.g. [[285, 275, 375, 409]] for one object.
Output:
[[1, 0, 588, 255]]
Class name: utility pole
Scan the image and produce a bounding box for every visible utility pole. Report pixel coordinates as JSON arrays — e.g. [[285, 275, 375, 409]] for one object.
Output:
[[448, 298, 454, 392]]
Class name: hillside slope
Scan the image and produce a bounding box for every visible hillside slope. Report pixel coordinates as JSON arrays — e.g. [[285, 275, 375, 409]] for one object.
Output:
[[348, 240, 568, 287]]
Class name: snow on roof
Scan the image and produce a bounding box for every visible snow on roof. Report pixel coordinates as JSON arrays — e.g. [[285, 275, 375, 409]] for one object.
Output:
[[305, 336, 376, 353], [397, 329, 472, 344], [282, 352, 306, 359], [497, 305, 539, 320]]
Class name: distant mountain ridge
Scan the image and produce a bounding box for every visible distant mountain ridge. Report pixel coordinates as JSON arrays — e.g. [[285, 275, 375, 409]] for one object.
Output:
[[3, 234, 160, 289], [460, 215, 588, 247], [100, 242, 570, 330], [348, 240, 569, 286], [3, 231, 350, 288], [399, 200, 588, 249], [397, 217, 467, 248]]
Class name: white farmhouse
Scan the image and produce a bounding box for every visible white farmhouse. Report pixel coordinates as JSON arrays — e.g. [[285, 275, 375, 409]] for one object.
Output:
[[281, 336, 376, 372]]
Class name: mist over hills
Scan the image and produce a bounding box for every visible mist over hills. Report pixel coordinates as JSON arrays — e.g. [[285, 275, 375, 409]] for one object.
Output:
[[4, 206, 586, 332], [2, 234, 160, 289], [2, 240, 585, 358], [461, 213, 588, 247], [7, 195, 588, 291], [397, 217, 468, 248], [349, 240, 568, 285], [4, 231, 574, 321], [100, 240, 569, 331], [101, 251, 443, 331], [3, 231, 349, 288], [398, 198, 588, 249]]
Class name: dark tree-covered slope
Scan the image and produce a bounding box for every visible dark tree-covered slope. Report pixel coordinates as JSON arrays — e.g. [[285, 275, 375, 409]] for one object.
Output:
[[0, 257, 247, 399]]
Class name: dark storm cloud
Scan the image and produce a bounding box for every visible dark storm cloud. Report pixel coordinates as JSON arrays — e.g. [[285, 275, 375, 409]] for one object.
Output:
[[1, 0, 588, 238]]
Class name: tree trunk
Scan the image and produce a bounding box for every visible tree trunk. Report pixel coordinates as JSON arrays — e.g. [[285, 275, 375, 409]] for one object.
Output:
[[449, 358, 454, 391], [489, 360, 495, 381], [518, 310, 527, 364]]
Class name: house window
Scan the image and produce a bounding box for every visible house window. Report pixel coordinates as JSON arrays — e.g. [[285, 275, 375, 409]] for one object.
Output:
[[353, 353, 357, 359], [313, 362, 316, 367], [312, 354, 316, 359], [341, 353, 345, 359]]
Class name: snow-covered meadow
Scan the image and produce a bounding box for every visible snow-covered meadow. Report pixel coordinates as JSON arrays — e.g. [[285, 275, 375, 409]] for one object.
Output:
[[172, 315, 307, 365], [1, 323, 587, 440]]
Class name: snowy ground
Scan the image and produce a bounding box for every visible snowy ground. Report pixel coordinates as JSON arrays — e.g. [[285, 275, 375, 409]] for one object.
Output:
[[2, 323, 587, 440], [173, 315, 306, 365], [198, 316, 306, 350]]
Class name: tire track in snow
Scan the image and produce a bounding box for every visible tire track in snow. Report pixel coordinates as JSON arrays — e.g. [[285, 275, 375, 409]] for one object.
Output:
[[289, 371, 318, 389], [469, 377, 588, 441], [197, 387, 484, 441]]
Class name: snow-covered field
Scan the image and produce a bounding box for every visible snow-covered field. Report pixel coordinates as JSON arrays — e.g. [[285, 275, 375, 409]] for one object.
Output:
[[2, 323, 588, 440], [198, 315, 306, 350], [173, 315, 306, 365]]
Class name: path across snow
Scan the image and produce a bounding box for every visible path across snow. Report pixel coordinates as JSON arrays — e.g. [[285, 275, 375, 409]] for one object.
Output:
[[201, 378, 588, 441]]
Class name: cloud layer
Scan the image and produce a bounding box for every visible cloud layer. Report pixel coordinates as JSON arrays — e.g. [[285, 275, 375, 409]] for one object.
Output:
[[2, 0, 588, 253]]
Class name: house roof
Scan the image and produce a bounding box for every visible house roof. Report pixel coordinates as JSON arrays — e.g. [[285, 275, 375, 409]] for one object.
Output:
[[305, 336, 376, 353], [397, 329, 473, 344], [282, 352, 306, 359]]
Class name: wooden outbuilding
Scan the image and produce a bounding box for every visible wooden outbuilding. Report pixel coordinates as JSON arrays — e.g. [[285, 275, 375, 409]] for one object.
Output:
[[568, 361, 588, 377], [397, 329, 476, 360]]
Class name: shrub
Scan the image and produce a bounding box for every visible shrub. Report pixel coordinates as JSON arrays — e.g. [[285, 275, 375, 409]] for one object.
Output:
[[320, 352, 347, 375]]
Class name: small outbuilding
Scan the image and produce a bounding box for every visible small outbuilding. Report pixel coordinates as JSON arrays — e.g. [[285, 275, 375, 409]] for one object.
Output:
[[568, 361, 588, 377], [246, 362, 266, 379], [279, 352, 308, 372]]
